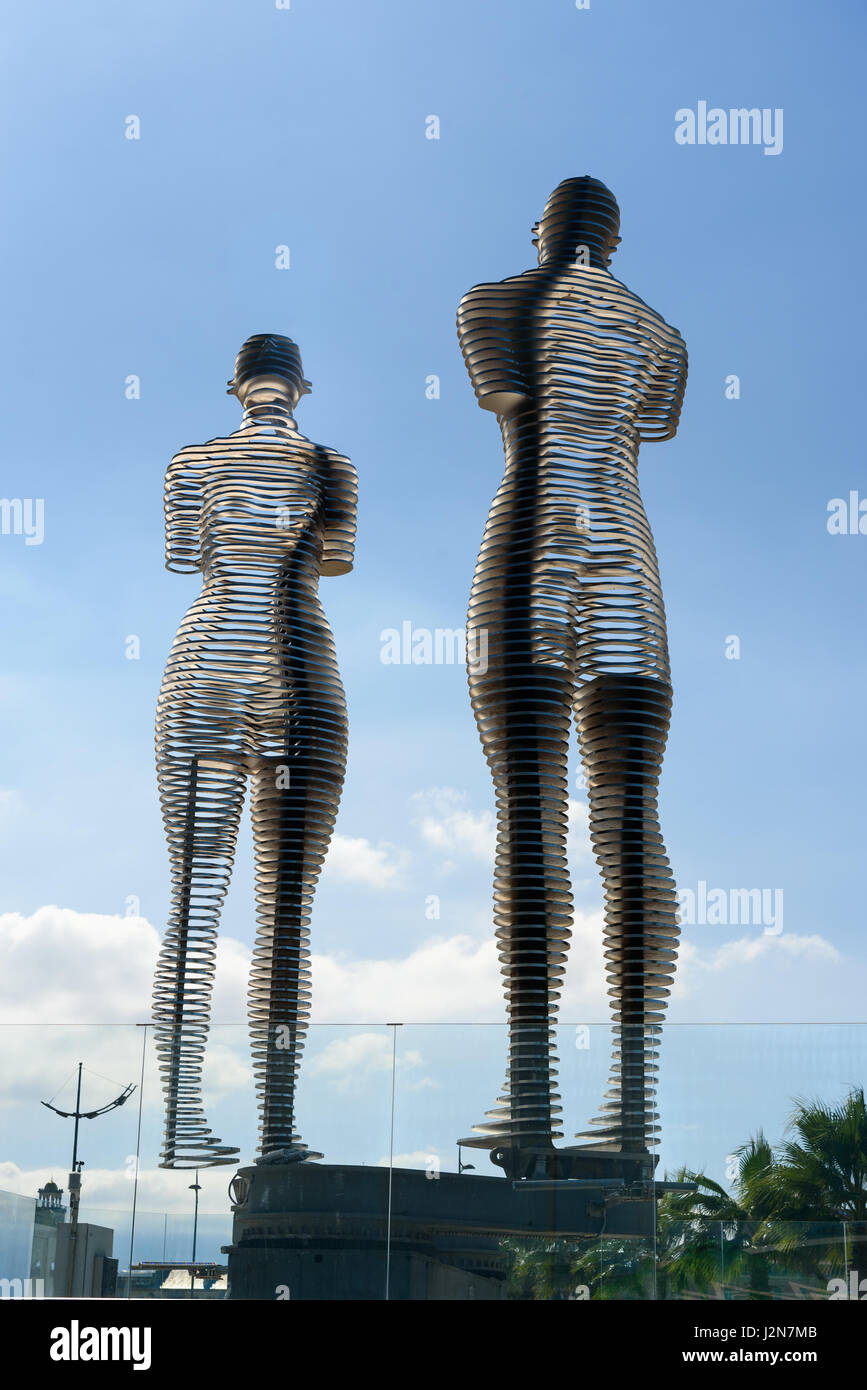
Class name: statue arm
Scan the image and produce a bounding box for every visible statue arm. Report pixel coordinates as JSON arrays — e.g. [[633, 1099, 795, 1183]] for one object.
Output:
[[320, 453, 357, 577], [637, 328, 688, 443], [164, 452, 202, 573], [457, 281, 534, 418]]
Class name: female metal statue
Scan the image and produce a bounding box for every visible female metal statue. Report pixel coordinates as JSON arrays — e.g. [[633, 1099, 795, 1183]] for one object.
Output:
[[153, 334, 356, 1168], [458, 178, 687, 1175]]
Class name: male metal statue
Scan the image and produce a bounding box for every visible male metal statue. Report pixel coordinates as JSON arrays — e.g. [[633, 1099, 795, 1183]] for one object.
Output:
[[153, 333, 357, 1168], [458, 177, 687, 1177]]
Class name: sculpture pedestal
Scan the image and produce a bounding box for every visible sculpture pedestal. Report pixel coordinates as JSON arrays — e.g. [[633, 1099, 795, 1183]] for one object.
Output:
[[223, 1160, 657, 1300]]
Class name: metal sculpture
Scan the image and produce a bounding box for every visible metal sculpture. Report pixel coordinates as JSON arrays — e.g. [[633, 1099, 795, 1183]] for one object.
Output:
[[153, 333, 356, 1169], [458, 177, 687, 1176]]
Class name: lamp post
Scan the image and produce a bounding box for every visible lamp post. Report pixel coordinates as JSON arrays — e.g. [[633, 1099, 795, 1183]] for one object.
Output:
[[42, 1063, 135, 1296], [66, 1064, 83, 1298], [457, 1143, 475, 1174], [189, 1172, 201, 1299]]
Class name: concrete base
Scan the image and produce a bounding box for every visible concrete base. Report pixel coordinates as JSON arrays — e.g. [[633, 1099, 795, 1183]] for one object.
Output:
[[224, 1160, 656, 1300]]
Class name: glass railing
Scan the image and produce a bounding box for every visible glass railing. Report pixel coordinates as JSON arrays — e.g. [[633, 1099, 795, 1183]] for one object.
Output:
[[1, 1023, 865, 1299]]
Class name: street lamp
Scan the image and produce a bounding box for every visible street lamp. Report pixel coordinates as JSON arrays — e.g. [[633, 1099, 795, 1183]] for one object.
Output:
[[42, 1062, 135, 1296], [457, 1143, 475, 1174], [189, 1172, 202, 1298]]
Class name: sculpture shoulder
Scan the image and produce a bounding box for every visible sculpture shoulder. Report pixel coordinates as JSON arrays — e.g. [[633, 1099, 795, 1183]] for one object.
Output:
[[168, 430, 324, 465], [305, 444, 355, 492], [457, 272, 536, 324], [165, 437, 238, 473], [166, 444, 206, 472], [164, 448, 207, 504], [598, 273, 687, 358], [321, 445, 354, 474], [457, 273, 541, 416], [662, 319, 687, 361], [634, 295, 687, 360], [319, 448, 357, 576]]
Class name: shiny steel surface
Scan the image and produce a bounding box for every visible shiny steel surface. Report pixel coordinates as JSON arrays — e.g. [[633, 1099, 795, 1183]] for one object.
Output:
[[458, 178, 687, 1157], [153, 334, 356, 1168]]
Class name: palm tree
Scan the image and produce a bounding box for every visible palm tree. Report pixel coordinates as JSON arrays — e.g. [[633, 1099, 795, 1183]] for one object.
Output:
[[503, 1235, 656, 1301], [572, 1236, 659, 1301], [658, 1137, 774, 1297], [661, 1091, 867, 1291], [756, 1088, 867, 1220], [499, 1089, 867, 1297], [745, 1088, 867, 1277], [501, 1237, 597, 1300]]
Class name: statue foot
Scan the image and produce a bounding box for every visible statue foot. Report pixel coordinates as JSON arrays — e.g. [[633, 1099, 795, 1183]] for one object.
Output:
[[255, 1145, 323, 1166]]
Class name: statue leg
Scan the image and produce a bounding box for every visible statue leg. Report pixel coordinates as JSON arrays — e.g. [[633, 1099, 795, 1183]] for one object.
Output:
[[248, 698, 347, 1161], [465, 656, 574, 1153], [573, 674, 678, 1154], [153, 751, 246, 1167]]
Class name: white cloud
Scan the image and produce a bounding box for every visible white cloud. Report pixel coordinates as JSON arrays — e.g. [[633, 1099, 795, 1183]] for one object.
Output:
[[0, 1160, 235, 1216], [411, 787, 495, 863], [310, 1030, 417, 1077], [0, 904, 249, 1026], [311, 934, 501, 1022], [323, 834, 406, 888], [411, 787, 592, 872], [310, 1031, 396, 1075], [669, 930, 852, 1023], [310, 910, 608, 1023], [0, 788, 23, 827], [0, 904, 857, 1082], [200, 1040, 251, 1107], [0, 906, 159, 1026], [375, 1150, 444, 1172], [680, 932, 840, 976], [567, 797, 593, 863], [308, 1032, 441, 1094], [0, 906, 250, 1110]]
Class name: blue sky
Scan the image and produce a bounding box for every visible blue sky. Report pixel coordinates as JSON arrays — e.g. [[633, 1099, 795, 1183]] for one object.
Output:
[[1, 0, 866, 1230]]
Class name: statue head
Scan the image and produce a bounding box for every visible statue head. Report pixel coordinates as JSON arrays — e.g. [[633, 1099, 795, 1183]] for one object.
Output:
[[532, 177, 621, 269], [227, 333, 312, 409]]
